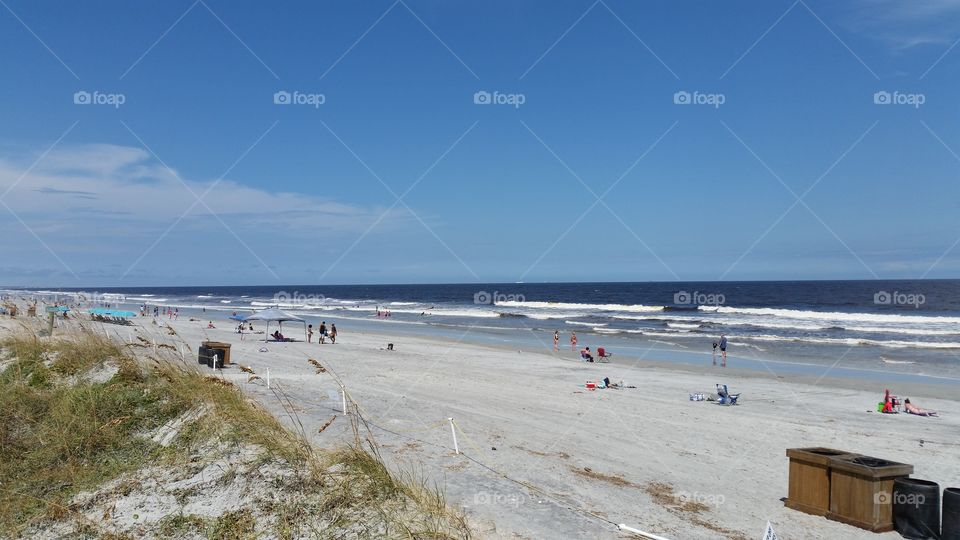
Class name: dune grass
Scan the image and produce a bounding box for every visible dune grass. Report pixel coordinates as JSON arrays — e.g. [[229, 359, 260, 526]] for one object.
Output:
[[0, 326, 470, 539]]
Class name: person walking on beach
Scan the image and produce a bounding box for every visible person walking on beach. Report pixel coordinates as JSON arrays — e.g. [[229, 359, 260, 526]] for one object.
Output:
[[719, 334, 728, 367], [318, 321, 327, 344], [553, 330, 560, 351], [570, 331, 577, 349], [330, 323, 337, 344]]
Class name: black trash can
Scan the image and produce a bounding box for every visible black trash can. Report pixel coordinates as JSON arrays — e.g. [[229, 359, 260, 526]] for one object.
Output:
[[197, 345, 212, 365], [943, 488, 960, 540], [894, 478, 941, 539]]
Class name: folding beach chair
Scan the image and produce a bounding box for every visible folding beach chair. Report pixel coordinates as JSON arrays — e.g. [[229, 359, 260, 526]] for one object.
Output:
[[716, 384, 740, 405], [597, 347, 613, 363]]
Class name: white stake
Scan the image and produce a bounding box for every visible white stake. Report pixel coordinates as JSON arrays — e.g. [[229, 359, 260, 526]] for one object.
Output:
[[340, 384, 349, 414], [617, 524, 672, 540], [266, 368, 270, 388], [448, 418, 459, 455], [212, 353, 218, 371]]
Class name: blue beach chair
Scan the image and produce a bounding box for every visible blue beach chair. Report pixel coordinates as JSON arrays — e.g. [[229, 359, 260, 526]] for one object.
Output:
[[716, 384, 740, 405]]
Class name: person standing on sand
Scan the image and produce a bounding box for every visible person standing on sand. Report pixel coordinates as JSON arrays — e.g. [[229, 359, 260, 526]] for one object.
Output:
[[719, 334, 728, 367], [307, 324, 313, 343], [553, 330, 560, 351], [570, 331, 577, 349], [318, 321, 327, 344], [712, 340, 718, 365], [330, 323, 337, 344]]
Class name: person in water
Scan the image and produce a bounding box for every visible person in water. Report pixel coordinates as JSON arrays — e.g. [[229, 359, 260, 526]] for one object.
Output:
[[554, 330, 560, 351], [718, 334, 728, 367]]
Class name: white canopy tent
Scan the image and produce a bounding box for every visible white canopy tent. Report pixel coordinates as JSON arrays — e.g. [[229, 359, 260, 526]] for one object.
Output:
[[244, 307, 307, 342]]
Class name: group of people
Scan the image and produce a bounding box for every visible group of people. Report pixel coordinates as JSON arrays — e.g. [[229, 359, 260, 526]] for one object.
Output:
[[553, 330, 580, 351], [307, 321, 337, 344], [881, 389, 938, 417]]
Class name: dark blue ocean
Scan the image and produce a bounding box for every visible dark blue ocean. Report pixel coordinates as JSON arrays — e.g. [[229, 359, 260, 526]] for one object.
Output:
[[8, 280, 960, 382]]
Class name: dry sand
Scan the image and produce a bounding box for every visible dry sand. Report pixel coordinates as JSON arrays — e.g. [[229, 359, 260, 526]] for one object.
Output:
[[10, 311, 960, 539]]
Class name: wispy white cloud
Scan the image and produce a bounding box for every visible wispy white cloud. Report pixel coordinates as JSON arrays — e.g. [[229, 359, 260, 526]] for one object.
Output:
[[0, 143, 415, 284], [0, 143, 407, 236], [845, 0, 960, 50]]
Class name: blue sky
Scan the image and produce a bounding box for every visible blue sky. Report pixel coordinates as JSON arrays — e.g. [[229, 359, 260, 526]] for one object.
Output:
[[1, 0, 959, 286]]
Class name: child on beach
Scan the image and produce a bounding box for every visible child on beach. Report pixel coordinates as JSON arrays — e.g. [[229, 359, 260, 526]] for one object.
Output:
[[554, 330, 559, 351], [308, 324, 313, 343], [570, 331, 577, 349], [330, 323, 337, 344]]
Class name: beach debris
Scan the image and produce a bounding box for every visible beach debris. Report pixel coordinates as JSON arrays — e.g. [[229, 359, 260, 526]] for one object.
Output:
[[573, 466, 638, 489], [239, 365, 255, 375], [307, 358, 327, 374], [318, 415, 336, 434]]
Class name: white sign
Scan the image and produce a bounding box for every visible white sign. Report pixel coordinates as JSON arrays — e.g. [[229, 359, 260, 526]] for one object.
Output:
[[762, 521, 780, 540]]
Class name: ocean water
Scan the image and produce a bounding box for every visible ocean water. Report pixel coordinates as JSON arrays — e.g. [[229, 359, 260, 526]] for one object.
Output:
[[7, 280, 960, 382]]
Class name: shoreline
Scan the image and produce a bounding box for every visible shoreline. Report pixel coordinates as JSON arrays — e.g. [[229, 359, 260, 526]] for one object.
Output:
[[343, 325, 960, 400]]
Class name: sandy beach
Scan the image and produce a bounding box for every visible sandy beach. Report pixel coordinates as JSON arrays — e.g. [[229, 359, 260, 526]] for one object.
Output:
[[11, 307, 953, 540]]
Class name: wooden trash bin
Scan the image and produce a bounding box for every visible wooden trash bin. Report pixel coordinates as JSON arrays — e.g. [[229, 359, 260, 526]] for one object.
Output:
[[201, 341, 232, 365], [826, 454, 914, 532], [785, 447, 859, 516]]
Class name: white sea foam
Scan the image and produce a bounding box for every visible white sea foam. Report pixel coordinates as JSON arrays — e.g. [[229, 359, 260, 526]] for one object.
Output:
[[666, 322, 701, 329], [565, 320, 606, 327], [495, 300, 664, 312], [715, 306, 960, 325], [738, 334, 960, 349]]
